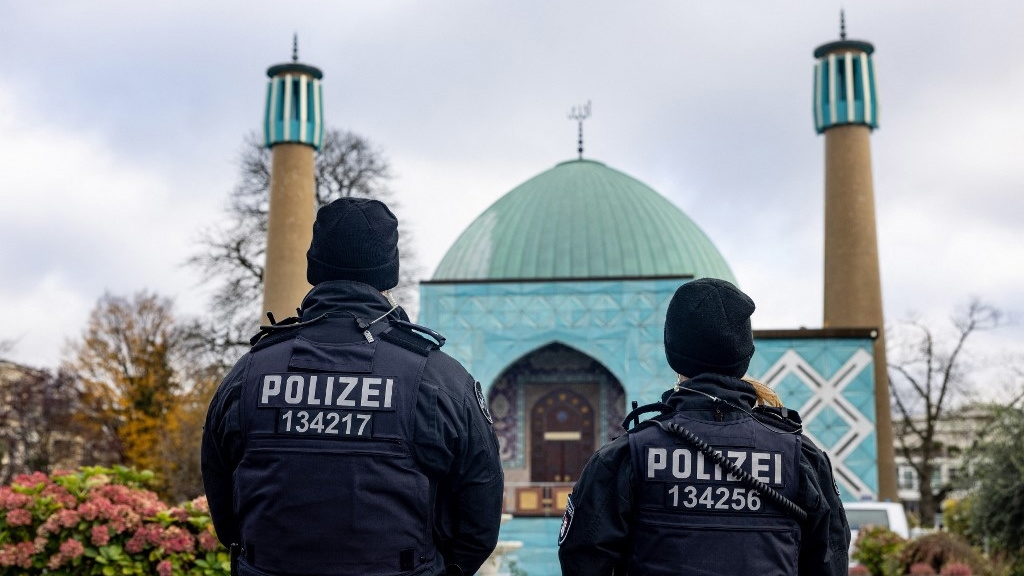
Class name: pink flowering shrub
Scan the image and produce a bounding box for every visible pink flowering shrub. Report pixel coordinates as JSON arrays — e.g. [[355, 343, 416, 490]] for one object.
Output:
[[909, 562, 938, 575], [939, 563, 973, 576], [0, 466, 229, 575]]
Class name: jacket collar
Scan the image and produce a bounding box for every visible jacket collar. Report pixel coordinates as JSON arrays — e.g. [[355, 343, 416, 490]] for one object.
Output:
[[299, 280, 401, 321], [663, 373, 758, 412]]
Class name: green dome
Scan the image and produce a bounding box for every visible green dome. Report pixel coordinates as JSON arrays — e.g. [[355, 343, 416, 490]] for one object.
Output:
[[432, 159, 736, 282]]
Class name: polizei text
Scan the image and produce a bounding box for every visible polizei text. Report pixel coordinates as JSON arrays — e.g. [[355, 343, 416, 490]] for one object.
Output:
[[258, 373, 397, 411], [645, 446, 785, 486]]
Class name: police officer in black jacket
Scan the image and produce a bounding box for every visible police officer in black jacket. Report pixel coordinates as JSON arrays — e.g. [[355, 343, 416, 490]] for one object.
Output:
[[202, 198, 504, 576], [558, 278, 850, 576]]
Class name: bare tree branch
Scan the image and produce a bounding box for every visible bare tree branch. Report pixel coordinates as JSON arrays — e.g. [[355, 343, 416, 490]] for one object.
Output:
[[888, 299, 1006, 528], [189, 128, 420, 362], [0, 364, 106, 484]]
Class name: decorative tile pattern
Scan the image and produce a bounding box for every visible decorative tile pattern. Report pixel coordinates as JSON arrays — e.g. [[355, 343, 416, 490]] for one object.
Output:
[[420, 281, 881, 500], [749, 341, 878, 499], [483, 343, 620, 468], [420, 280, 684, 403], [488, 375, 519, 464]]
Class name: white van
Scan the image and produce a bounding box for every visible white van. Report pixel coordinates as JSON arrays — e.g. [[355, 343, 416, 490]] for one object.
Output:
[[844, 501, 910, 565]]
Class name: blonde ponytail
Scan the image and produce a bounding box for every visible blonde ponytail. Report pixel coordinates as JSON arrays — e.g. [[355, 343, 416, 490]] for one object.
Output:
[[743, 377, 782, 408]]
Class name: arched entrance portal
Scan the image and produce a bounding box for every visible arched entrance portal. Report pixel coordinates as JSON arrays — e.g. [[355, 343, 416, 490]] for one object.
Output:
[[530, 388, 594, 483], [488, 342, 625, 516]]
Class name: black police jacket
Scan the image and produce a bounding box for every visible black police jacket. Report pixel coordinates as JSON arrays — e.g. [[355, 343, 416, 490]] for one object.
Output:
[[557, 374, 851, 576], [202, 281, 504, 576]]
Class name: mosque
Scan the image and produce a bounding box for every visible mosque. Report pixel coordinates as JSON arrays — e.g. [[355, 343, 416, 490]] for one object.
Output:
[[259, 21, 891, 575]]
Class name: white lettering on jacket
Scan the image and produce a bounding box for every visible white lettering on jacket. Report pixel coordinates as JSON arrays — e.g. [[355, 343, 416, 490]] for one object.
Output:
[[259, 373, 396, 411], [645, 446, 785, 487]]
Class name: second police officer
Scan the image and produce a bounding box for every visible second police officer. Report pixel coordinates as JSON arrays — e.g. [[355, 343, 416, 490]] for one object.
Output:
[[202, 198, 504, 576], [558, 278, 851, 576]]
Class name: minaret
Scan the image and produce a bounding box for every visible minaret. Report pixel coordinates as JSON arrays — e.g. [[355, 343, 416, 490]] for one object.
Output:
[[261, 36, 324, 323], [813, 14, 897, 500]]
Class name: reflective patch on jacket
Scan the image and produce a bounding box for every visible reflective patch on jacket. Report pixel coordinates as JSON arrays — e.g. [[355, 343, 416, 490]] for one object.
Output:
[[475, 381, 493, 424], [558, 495, 575, 546]]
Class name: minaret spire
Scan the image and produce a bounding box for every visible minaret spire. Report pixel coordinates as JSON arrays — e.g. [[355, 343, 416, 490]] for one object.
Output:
[[567, 101, 592, 160], [261, 40, 324, 325], [813, 25, 896, 501]]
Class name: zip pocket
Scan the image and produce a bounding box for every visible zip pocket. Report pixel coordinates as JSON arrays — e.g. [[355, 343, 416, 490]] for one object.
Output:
[[246, 442, 405, 459], [637, 517, 796, 532]]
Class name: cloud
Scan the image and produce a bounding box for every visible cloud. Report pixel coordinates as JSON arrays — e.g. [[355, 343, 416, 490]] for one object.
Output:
[[0, 83, 218, 367]]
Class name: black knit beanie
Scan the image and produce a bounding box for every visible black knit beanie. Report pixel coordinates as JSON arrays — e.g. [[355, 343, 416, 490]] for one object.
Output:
[[306, 197, 400, 290], [664, 278, 756, 378]]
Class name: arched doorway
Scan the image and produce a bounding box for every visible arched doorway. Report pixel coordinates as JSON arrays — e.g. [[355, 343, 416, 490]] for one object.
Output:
[[529, 388, 594, 483], [488, 342, 625, 515]]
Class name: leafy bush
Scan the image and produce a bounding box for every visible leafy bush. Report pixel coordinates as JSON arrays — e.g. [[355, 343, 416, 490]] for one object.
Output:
[[910, 562, 938, 575], [0, 466, 229, 575], [943, 498, 978, 546], [849, 565, 872, 575], [906, 510, 922, 530], [852, 524, 907, 576], [966, 405, 1024, 569], [899, 532, 988, 576]]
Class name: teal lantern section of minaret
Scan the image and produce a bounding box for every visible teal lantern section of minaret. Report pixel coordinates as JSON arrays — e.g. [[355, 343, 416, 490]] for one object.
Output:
[[263, 36, 324, 149], [813, 13, 879, 134]]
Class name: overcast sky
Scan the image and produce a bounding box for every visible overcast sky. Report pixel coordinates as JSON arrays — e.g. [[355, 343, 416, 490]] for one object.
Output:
[[1, 1, 1021, 396]]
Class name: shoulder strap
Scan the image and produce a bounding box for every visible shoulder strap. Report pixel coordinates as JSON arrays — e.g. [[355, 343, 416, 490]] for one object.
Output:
[[249, 313, 328, 348], [621, 401, 672, 432], [752, 405, 804, 433], [379, 320, 446, 357]]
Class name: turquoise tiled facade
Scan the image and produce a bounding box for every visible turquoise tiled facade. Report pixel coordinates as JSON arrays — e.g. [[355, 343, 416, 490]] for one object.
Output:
[[419, 279, 880, 501], [420, 278, 685, 405], [748, 336, 879, 500]]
